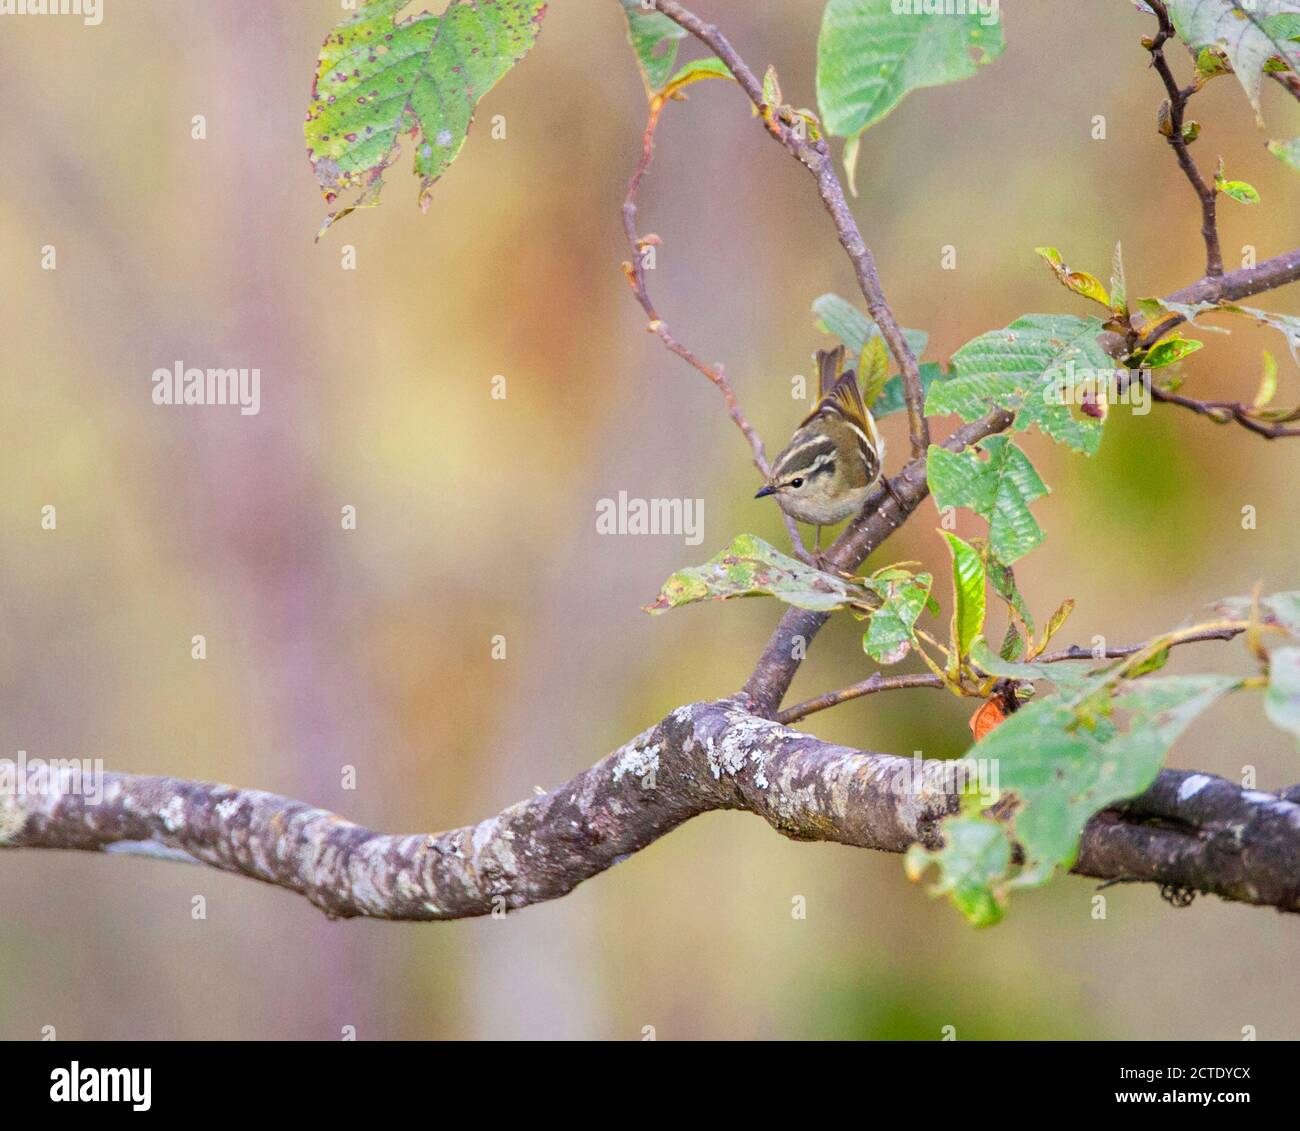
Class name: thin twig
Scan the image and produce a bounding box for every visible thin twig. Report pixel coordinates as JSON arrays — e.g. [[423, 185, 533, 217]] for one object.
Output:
[[650, 0, 930, 460], [1146, 1, 1222, 277], [1136, 248, 1300, 350], [777, 625, 1247, 724], [621, 92, 812, 560], [777, 673, 944, 724], [1035, 626, 1244, 663], [1150, 386, 1300, 439], [1128, 246, 1300, 439]]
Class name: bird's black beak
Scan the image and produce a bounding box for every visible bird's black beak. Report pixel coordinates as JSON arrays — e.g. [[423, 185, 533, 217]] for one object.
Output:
[[754, 484, 776, 499]]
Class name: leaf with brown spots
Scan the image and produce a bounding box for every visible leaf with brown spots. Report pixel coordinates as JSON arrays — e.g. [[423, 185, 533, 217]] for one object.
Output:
[[644, 534, 878, 615], [305, 0, 547, 236]]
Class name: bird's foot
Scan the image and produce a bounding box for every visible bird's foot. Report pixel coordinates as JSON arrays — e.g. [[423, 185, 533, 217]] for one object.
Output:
[[882, 476, 906, 511]]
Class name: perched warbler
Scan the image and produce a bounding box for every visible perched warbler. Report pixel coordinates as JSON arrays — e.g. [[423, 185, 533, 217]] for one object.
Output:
[[755, 346, 886, 553]]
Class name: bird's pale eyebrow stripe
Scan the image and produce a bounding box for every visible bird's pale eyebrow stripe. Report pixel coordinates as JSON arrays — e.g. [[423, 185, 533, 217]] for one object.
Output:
[[807, 455, 836, 480]]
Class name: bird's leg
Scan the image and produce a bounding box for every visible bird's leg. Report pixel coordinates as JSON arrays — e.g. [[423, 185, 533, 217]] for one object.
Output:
[[813, 525, 834, 573]]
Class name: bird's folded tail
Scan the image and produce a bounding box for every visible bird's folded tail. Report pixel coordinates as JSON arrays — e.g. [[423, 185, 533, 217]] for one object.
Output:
[[804, 347, 870, 429]]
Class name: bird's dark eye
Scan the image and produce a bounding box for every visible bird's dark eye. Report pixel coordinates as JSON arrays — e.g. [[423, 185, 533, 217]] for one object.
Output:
[[790, 477, 804, 489]]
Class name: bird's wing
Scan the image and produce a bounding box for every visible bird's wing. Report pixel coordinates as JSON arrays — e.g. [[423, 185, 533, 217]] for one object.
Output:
[[801, 363, 868, 432]]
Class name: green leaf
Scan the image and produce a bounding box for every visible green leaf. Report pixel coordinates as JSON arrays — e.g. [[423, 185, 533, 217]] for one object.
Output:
[[812, 293, 928, 361], [969, 639, 1098, 694], [1195, 44, 1232, 80], [1265, 646, 1300, 745], [644, 535, 874, 615], [1035, 246, 1110, 309], [862, 571, 934, 665], [872, 363, 947, 419], [943, 533, 986, 665], [761, 64, 782, 109], [976, 674, 1238, 889], [1126, 646, 1171, 678], [305, 0, 547, 234], [1159, 299, 1228, 327], [843, 133, 863, 197], [1142, 337, 1204, 368], [920, 670, 1239, 919], [1255, 350, 1279, 408], [661, 57, 735, 98], [813, 293, 940, 417], [928, 436, 1048, 564], [905, 816, 1011, 927], [986, 550, 1034, 635], [1039, 597, 1076, 652], [1268, 137, 1300, 171], [619, 0, 686, 95], [858, 335, 891, 408], [1215, 175, 1261, 205], [1167, 0, 1300, 124], [816, 0, 1005, 140], [998, 621, 1025, 661], [928, 314, 1110, 454]]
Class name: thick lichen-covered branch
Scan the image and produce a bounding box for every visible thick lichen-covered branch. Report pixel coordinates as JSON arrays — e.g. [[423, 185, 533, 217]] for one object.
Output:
[[4, 699, 1298, 918]]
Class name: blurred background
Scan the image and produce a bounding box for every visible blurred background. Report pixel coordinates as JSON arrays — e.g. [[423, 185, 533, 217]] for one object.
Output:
[[2, 0, 1299, 1040]]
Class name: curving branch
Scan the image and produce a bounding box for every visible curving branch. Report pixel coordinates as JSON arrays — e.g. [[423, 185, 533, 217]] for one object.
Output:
[[1134, 248, 1300, 439], [1146, 0, 1222, 276], [622, 97, 770, 477], [5, 699, 1299, 918], [12, 1, 1300, 934], [1150, 248, 1300, 341], [621, 68, 812, 560], [649, 0, 931, 459]]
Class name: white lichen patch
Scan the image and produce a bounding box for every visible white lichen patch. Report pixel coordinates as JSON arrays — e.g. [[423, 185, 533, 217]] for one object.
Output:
[[769, 760, 819, 823], [1237, 790, 1300, 821], [0, 796, 26, 844], [215, 797, 242, 821], [470, 817, 500, 858], [468, 815, 519, 880], [159, 795, 187, 833], [706, 713, 778, 780], [613, 742, 660, 784]]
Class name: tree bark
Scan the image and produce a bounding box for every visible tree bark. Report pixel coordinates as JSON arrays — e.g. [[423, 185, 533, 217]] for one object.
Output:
[[5, 700, 1298, 920]]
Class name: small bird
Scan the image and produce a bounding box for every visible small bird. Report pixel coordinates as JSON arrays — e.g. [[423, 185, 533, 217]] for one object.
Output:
[[755, 346, 886, 556]]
